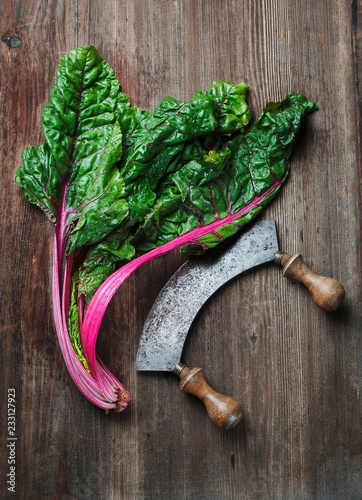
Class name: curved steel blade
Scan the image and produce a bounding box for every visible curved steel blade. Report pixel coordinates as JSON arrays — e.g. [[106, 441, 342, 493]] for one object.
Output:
[[136, 219, 279, 371]]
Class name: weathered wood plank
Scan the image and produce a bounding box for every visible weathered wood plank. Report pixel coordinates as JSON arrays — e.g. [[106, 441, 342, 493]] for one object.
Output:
[[0, 0, 360, 499]]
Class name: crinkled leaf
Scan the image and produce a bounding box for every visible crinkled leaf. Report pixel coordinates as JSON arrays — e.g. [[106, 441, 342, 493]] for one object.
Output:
[[15, 144, 61, 222], [117, 93, 219, 225], [203, 80, 251, 135], [120, 93, 217, 175], [65, 122, 128, 251], [132, 94, 317, 253], [16, 46, 129, 251]]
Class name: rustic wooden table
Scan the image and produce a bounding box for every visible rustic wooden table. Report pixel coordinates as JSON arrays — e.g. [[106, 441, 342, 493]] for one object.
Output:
[[1, 1, 361, 499]]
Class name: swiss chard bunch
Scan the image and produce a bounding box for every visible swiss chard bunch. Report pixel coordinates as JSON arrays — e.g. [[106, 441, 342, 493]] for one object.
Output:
[[16, 46, 317, 411]]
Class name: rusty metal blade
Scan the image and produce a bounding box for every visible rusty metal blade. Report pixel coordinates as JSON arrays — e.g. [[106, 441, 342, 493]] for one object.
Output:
[[136, 218, 279, 371]]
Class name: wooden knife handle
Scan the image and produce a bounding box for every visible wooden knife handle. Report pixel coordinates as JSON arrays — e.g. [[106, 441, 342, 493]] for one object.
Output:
[[274, 252, 345, 312], [173, 363, 242, 430]]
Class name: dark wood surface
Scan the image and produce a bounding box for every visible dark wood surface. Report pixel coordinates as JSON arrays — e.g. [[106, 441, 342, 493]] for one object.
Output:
[[1, 1, 361, 498]]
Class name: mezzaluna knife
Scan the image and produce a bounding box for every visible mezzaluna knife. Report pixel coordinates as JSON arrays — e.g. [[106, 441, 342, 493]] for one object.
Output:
[[136, 219, 345, 429]]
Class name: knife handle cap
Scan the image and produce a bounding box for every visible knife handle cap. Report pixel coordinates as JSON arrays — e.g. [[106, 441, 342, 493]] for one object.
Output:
[[173, 364, 242, 430], [274, 252, 345, 312]]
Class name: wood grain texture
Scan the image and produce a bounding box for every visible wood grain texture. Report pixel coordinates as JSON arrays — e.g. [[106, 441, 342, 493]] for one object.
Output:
[[0, 0, 361, 498]]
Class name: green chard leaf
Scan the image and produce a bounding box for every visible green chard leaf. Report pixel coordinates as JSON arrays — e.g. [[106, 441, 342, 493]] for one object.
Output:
[[132, 94, 317, 253], [118, 80, 251, 221], [203, 80, 252, 135], [17, 46, 130, 251], [15, 143, 61, 222]]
